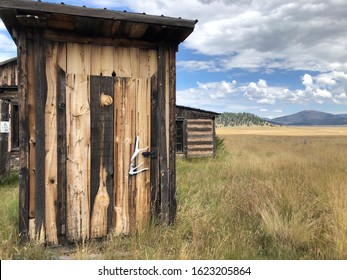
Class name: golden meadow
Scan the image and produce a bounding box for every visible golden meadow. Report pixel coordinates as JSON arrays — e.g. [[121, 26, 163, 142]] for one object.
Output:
[[1, 126, 347, 259]]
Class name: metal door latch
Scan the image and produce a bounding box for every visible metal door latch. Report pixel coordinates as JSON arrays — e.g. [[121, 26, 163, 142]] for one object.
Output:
[[129, 135, 149, 176], [142, 150, 158, 158]]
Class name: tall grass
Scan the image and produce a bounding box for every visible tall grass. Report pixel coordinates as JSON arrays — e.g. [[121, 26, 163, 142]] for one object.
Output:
[[1, 134, 346, 259]]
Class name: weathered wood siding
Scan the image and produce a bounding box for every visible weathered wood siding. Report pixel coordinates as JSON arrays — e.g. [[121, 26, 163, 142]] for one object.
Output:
[[1, 1, 195, 245], [175, 106, 218, 158], [186, 119, 215, 157], [0, 59, 19, 174], [0, 99, 10, 175], [14, 33, 176, 244], [0, 59, 18, 86]]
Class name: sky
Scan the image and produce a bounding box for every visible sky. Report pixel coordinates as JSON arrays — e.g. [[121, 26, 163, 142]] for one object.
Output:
[[1, 0, 347, 118]]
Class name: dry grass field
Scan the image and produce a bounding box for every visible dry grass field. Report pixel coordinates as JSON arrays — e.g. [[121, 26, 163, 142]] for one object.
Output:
[[1, 126, 346, 259], [217, 125, 347, 136]]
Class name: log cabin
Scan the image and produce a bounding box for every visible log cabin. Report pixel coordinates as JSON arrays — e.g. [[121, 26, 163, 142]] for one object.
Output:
[[175, 105, 219, 157], [0, 0, 196, 245], [0, 57, 19, 175]]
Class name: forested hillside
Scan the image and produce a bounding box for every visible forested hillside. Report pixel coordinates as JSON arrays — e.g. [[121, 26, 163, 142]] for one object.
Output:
[[216, 112, 272, 127]]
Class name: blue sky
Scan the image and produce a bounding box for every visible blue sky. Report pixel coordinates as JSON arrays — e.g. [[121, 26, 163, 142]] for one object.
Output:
[[1, 0, 347, 118]]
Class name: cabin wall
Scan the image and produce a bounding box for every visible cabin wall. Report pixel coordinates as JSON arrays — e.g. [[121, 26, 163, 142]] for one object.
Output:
[[175, 107, 217, 157], [0, 60, 18, 86], [17, 29, 176, 245], [186, 119, 216, 157], [0, 60, 19, 175], [0, 99, 10, 175]]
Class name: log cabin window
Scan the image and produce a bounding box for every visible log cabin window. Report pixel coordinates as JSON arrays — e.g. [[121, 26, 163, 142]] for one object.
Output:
[[11, 103, 19, 149], [175, 120, 184, 153]]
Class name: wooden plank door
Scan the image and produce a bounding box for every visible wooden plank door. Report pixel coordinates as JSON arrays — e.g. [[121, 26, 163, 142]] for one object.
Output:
[[114, 77, 151, 235]]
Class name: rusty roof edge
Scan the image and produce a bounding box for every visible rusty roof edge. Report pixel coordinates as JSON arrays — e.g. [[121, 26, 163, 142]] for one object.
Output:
[[0, 0, 197, 29]]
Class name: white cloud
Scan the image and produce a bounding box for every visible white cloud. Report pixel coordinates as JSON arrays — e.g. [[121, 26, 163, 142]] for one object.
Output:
[[176, 80, 239, 109], [241, 70, 347, 106], [274, 109, 282, 113], [260, 108, 268, 112], [3, 1, 346, 74], [302, 74, 313, 87], [0, 20, 6, 30], [0, 33, 17, 61], [113, 0, 347, 73]]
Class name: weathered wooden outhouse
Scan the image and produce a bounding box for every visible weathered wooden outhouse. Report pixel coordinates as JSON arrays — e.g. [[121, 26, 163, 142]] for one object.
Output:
[[0, 0, 196, 244], [0, 57, 19, 175], [175, 105, 219, 157]]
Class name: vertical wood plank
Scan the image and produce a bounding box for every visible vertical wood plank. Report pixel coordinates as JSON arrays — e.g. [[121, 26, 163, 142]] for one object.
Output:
[[17, 30, 29, 240], [65, 74, 90, 242], [91, 45, 114, 76], [114, 77, 127, 234], [157, 41, 169, 224], [114, 77, 137, 235], [34, 31, 46, 242], [27, 40, 36, 223], [56, 66, 67, 241], [66, 43, 91, 75], [101, 46, 114, 77], [114, 47, 137, 78], [168, 45, 177, 224], [44, 42, 59, 245], [57, 43, 67, 73], [91, 45, 102, 76], [150, 73, 160, 220], [135, 78, 151, 229], [90, 75, 114, 238]]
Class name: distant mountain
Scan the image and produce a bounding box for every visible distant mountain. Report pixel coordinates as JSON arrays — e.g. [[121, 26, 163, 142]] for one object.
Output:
[[267, 110, 347, 126], [217, 112, 274, 127]]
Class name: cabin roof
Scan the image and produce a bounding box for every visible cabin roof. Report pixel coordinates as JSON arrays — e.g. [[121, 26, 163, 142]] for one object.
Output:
[[0, 57, 17, 66], [176, 105, 220, 117], [0, 0, 197, 45]]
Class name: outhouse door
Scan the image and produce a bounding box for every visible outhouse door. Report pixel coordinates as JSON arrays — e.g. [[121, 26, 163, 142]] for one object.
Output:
[[64, 74, 152, 242]]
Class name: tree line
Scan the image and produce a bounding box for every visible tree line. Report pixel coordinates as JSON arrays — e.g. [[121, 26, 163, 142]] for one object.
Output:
[[216, 112, 274, 127]]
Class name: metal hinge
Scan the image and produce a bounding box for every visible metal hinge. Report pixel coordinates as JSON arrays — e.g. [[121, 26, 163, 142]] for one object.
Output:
[[142, 150, 158, 159]]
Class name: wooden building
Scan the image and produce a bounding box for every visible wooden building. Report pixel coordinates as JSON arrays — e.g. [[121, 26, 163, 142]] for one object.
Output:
[[175, 105, 219, 157], [0, 57, 19, 175], [0, 0, 196, 245]]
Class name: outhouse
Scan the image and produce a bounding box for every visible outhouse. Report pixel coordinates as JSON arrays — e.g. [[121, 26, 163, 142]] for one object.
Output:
[[0, 0, 196, 245], [175, 105, 219, 157]]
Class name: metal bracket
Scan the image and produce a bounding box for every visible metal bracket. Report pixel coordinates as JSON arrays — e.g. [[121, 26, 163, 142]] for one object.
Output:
[[142, 150, 158, 159]]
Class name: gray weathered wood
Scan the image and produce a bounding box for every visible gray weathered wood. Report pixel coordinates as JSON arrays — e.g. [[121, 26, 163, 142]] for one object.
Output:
[[157, 41, 169, 224], [17, 29, 29, 240], [150, 73, 160, 220], [0, 100, 9, 175], [56, 66, 66, 241], [90, 75, 114, 237], [168, 44, 176, 224], [34, 31, 46, 240]]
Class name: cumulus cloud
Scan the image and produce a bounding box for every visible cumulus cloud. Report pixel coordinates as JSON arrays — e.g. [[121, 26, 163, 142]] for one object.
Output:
[[0, 32, 17, 61], [242, 71, 347, 105], [176, 80, 238, 109], [111, 0, 347, 73], [302, 74, 313, 87], [3, 1, 346, 73]]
